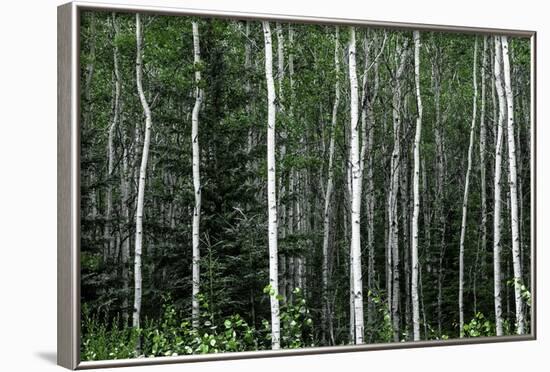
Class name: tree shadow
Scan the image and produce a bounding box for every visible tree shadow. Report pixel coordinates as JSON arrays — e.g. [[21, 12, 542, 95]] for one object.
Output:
[[35, 351, 57, 365]]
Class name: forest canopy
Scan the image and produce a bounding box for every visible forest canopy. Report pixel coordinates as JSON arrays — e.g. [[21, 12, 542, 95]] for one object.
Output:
[[79, 10, 532, 360]]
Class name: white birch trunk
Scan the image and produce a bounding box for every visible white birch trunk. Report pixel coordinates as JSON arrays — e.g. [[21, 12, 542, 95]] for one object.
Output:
[[133, 13, 153, 331], [262, 21, 281, 350], [493, 36, 505, 336], [400, 157, 411, 339], [459, 38, 478, 337], [411, 30, 422, 341], [501, 36, 525, 334], [322, 27, 340, 345], [191, 21, 204, 329], [346, 157, 354, 343], [348, 27, 364, 345]]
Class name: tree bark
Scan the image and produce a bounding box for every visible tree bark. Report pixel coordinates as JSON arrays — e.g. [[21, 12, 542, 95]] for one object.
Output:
[[262, 21, 281, 350], [363, 31, 382, 336], [322, 27, 339, 346], [104, 14, 121, 264], [274, 22, 287, 301], [411, 30, 422, 341], [84, 13, 98, 220], [191, 21, 204, 329], [111, 12, 130, 324], [475, 36, 488, 308], [388, 38, 408, 342], [348, 26, 364, 345], [431, 50, 446, 337], [133, 13, 153, 332], [459, 38, 478, 337], [493, 36, 505, 336], [501, 36, 526, 334]]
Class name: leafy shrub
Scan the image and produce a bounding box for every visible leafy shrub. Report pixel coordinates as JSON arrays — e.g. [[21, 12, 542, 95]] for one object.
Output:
[[82, 294, 264, 360], [365, 290, 393, 343], [280, 288, 314, 348], [261, 286, 314, 349], [463, 312, 494, 337]]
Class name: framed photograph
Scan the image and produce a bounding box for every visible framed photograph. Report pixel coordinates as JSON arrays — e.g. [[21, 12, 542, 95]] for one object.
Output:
[[57, 1, 536, 369]]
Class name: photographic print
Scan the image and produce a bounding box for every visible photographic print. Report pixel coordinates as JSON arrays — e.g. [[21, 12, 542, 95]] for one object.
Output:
[[75, 7, 533, 363]]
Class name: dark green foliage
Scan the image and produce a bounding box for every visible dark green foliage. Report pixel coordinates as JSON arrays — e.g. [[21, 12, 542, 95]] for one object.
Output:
[[81, 291, 314, 360], [463, 312, 495, 338], [79, 8, 532, 359]]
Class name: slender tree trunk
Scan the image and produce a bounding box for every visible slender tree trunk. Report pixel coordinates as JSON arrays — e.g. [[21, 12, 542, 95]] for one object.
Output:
[[111, 12, 130, 324], [245, 21, 252, 139], [287, 169, 295, 299], [322, 27, 339, 346], [383, 109, 391, 322], [389, 77, 401, 343], [491, 40, 498, 144], [364, 33, 381, 334], [275, 23, 285, 107], [274, 22, 287, 301], [411, 30, 422, 341], [83, 12, 96, 129], [104, 15, 121, 264], [419, 252, 428, 339], [519, 75, 530, 288], [345, 156, 355, 343], [348, 26, 364, 345], [401, 156, 411, 340], [262, 21, 281, 350], [120, 133, 131, 324], [133, 13, 153, 332], [286, 25, 296, 300], [501, 36, 525, 334], [421, 158, 431, 273], [431, 53, 446, 337], [475, 36, 488, 305], [514, 70, 525, 289], [84, 14, 98, 221], [295, 177, 302, 291], [191, 21, 204, 329], [104, 120, 116, 262], [458, 39, 478, 337], [388, 38, 407, 342], [493, 36, 505, 336]]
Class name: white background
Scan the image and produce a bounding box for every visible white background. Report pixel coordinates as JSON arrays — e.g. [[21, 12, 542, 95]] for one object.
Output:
[[0, 0, 545, 370]]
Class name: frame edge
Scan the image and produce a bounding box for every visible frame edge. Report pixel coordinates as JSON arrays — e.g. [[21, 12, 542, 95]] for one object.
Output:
[[67, 2, 537, 369], [530, 31, 537, 341], [58, 1, 79, 370]]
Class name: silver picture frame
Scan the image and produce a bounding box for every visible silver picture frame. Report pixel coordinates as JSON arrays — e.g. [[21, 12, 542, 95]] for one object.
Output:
[[57, 1, 537, 369]]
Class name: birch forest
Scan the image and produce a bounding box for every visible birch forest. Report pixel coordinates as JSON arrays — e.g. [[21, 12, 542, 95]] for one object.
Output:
[[80, 11, 532, 360]]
